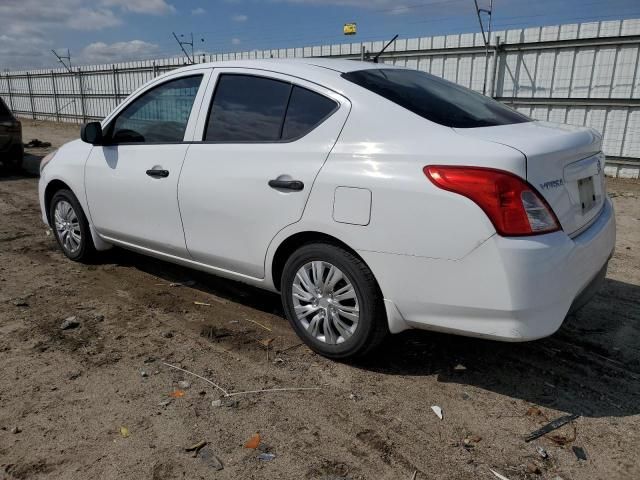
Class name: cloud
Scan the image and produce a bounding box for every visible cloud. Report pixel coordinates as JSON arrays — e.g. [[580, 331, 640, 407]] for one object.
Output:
[[276, 0, 404, 8], [0, 0, 176, 69], [0, 34, 50, 70], [80, 40, 161, 63], [388, 5, 410, 15], [231, 38, 242, 45], [67, 8, 122, 30], [0, 0, 126, 68], [232, 14, 248, 22], [192, 7, 206, 15], [274, 0, 470, 15], [0, 0, 123, 35], [102, 0, 175, 15]]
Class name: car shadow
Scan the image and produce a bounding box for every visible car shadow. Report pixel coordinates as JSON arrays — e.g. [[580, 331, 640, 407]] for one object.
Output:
[[93, 247, 639, 419], [98, 247, 284, 315], [0, 153, 43, 180], [353, 277, 640, 419]]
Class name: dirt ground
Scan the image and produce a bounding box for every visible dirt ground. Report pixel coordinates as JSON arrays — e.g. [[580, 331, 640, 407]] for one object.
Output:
[[1, 119, 639, 480]]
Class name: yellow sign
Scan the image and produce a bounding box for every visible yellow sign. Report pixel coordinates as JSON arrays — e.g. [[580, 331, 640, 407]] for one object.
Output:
[[343, 23, 357, 36]]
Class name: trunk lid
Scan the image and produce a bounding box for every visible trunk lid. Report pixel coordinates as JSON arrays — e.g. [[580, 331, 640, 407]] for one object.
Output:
[[454, 121, 606, 236]]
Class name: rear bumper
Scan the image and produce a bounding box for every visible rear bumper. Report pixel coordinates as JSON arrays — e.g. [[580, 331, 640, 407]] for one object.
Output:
[[360, 198, 616, 340], [568, 261, 608, 315]]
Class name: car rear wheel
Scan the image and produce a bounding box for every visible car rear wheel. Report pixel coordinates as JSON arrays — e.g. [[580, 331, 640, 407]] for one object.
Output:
[[280, 243, 388, 359], [49, 189, 95, 262]]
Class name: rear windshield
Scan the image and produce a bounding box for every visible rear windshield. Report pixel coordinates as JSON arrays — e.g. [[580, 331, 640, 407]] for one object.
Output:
[[0, 98, 12, 120], [342, 68, 530, 128]]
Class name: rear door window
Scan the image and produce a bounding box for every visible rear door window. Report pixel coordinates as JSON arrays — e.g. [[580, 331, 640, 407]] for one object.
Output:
[[342, 69, 529, 128], [205, 75, 291, 142], [204, 74, 338, 142]]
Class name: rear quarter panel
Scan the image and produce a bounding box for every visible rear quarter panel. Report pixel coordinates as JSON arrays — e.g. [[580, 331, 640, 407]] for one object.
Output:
[[274, 92, 528, 257]]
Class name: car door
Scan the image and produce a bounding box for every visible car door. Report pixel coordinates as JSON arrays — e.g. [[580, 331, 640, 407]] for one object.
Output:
[[85, 70, 210, 257], [179, 69, 350, 278]]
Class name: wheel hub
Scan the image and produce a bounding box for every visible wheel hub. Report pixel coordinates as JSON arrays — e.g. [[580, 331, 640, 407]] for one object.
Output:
[[53, 200, 81, 254], [317, 296, 332, 309], [291, 261, 360, 345]]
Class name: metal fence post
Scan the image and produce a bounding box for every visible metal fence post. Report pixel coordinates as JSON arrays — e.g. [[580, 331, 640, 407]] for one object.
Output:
[[489, 35, 501, 98], [77, 68, 87, 123], [51, 70, 60, 122], [112, 65, 120, 107], [153, 61, 158, 77], [26, 72, 36, 119], [5, 74, 14, 111]]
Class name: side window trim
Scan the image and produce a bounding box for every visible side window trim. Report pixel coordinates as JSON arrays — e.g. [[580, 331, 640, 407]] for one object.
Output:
[[102, 72, 208, 145], [278, 85, 295, 141], [201, 72, 340, 144]]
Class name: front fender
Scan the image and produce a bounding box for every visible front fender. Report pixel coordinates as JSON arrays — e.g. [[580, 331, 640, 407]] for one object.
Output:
[[38, 140, 112, 251]]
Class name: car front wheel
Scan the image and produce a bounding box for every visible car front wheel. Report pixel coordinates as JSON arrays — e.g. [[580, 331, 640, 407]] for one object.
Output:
[[49, 189, 95, 262], [280, 243, 388, 359]]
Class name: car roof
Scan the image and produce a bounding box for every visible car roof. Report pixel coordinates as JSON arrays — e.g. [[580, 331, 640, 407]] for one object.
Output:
[[172, 58, 399, 76], [156, 58, 402, 96], [277, 58, 399, 73]]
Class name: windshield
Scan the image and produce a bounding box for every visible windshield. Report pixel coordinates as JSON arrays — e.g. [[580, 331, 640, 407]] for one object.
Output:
[[342, 68, 530, 128]]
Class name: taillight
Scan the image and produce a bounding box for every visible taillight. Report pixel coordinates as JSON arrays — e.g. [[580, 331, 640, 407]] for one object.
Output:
[[424, 165, 560, 236]]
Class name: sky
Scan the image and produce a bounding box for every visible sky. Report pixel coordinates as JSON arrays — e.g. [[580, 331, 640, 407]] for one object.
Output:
[[1, 0, 639, 70]]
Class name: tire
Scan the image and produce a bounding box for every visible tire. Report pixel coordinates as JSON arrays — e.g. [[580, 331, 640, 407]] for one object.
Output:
[[281, 242, 388, 359], [49, 189, 96, 262]]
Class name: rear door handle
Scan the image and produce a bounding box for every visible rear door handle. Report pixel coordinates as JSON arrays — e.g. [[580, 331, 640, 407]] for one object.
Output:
[[146, 169, 169, 178], [268, 179, 304, 191]]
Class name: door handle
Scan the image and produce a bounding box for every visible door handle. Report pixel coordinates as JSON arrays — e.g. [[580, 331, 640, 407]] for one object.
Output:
[[268, 179, 304, 191], [146, 169, 169, 178]]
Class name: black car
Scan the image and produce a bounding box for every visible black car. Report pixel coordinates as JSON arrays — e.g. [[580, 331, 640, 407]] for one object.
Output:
[[0, 97, 23, 171]]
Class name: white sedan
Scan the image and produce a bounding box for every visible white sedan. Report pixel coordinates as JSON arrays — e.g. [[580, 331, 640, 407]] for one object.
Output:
[[39, 59, 616, 358]]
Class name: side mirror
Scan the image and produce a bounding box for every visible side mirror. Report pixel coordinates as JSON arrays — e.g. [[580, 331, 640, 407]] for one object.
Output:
[[81, 122, 104, 145]]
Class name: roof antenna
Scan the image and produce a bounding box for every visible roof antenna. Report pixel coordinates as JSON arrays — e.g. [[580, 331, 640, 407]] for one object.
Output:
[[372, 34, 398, 63]]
